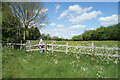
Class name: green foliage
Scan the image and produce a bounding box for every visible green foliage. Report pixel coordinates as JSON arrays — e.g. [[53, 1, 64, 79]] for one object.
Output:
[[27, 27, 40, 40], [71, 24, 120, 41], [9, 2, 48, 40], [2, 2, 22, 43], [70, 35, 82, 41], [40, 34, 67, 41], [10, 2, 48, 29], [2, 2, 41, 43]]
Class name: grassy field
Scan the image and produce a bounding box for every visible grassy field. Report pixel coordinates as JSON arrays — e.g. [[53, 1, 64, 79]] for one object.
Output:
[[2, 47, 119, 78], [30, 40, 119, 48]]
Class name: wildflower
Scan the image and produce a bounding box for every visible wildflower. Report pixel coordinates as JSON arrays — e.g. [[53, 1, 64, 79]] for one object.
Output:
[[54, 59, 58, 64], [73, 69, 76, 72], [72, 61, 74, 63], [76, 55, 80, 59], [114, 60, 118, 64], [55, 60, 58, 64], [83, 68, 85, 71], [23, 59, 28, 63]]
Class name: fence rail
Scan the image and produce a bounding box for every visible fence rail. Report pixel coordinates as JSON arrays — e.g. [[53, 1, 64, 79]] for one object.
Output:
[[25, 41, 120, 58], [3, 42, 120, 57], [26, 44, 120, 50]]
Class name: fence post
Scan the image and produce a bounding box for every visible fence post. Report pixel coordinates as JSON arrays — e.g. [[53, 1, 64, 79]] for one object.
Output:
[[29, 41, 31, 51], [20, 41, 22, 49], [12, 43, 14, 49], [45, 42, 47, 52], [66, 42, 68, 54], [103, 46, 106, 56], [92, 42, 95, 56], [24, 43, 26, 51], [52, 41, 54, 53]]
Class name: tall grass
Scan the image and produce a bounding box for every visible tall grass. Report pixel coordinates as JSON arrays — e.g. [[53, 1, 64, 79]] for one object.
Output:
[[2, 47, 118, 78]]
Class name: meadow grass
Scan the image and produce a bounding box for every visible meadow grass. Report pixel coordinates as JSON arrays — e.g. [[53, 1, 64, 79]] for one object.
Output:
[[30, 40, 119, 48], [2, 47, 118, 78]]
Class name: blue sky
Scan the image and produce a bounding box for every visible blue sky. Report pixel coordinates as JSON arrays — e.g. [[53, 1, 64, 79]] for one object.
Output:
[[39, 2, 118, 39]]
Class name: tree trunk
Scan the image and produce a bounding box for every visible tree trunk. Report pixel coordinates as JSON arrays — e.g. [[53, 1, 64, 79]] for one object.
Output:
[[24, 31, 25, 40]]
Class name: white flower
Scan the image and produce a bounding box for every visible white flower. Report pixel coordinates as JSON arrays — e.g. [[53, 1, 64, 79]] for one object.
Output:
[[76, 55, 80, 59], [72, 61, 75, 63], [23, 59, 28, 63], [74, 69, 76, 72], [54, 59, 58, 64], [83, 68, 85, 71], [114, 60, 118, 64]]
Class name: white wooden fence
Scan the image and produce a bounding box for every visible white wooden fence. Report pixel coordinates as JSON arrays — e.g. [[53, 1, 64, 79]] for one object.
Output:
[[4, 42, 120, 57], [25, 41, 120, 58]]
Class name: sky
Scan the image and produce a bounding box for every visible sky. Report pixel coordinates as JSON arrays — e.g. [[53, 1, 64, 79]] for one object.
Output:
[[39, 2, 118, 39]]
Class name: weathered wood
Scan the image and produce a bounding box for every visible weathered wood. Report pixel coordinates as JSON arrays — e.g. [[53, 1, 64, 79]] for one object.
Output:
[[5, 43, 120, 50], [53, 49, 66, 52], [4, 42, 120, 58], [68, 51, 120, 57], [66, 42, 68, 54], [26, 48, 45, 52], [29, 41, 31, 51], [52, 41, 54, 53], [53, 44, 66, 47], [20, 41, 22, 49], [92, 42, 95, 56], [26, 44, 45, 47], [47, 49, 52, 51], [24, 43, 26, 51], [45, 43, 47, 52], [47, 44, 52, 46]]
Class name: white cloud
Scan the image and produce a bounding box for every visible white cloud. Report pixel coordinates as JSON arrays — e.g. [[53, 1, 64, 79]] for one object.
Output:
[[72, 34, 78, 36], [58, 4, 93, 19], [57, 25, 64, 27], [40, 26, 82, 39], [55, 33, 59, 36], [86, 27, 95, 30], [50, 23, 56, 26], [55, 4, 61, 13], [69, 11, 102, 23], [89, 27, 95, 30], [57, 10, 69, 19], [69, 4, 93, 14], [98, 15, 118, 26], [70, 25, 86, 29]]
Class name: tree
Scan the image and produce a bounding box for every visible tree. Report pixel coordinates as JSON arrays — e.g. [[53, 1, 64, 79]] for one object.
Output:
[[71, 35, 82, 41], [10, 2, 48, 40], [82, 30, 95, 41], [27, 26, 40, 40], [2, 2, 23, 43], [33, 27, 41, 40], [71, 24, 120, 41]]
